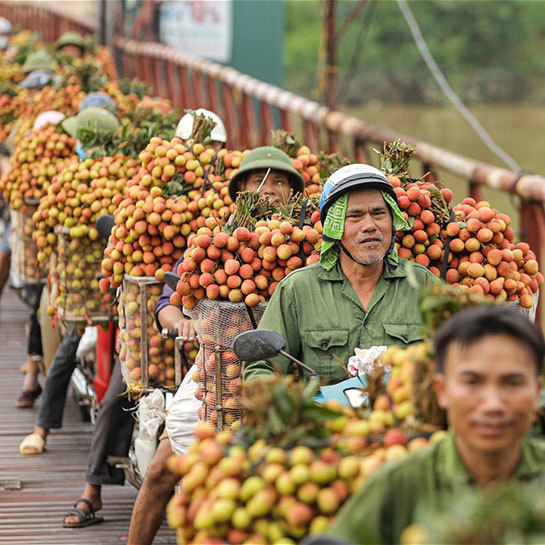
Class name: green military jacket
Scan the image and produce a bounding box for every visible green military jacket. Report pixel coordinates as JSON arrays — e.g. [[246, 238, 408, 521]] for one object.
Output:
[[328, 431, 545, 545], [244, 257, 437, 384]]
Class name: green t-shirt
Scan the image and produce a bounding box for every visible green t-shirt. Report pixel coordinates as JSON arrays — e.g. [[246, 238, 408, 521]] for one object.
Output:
[[328, 431, 545, 545], [244, 258, 438, 384]]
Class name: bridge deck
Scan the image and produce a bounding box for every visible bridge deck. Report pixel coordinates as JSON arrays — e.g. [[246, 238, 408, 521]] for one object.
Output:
[[0, 288, 176, 544]]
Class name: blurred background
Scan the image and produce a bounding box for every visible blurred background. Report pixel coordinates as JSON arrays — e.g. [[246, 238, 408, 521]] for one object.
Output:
[[40, 1, 545, 163]]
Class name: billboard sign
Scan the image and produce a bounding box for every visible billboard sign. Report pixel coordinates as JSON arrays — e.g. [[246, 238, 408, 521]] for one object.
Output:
[[159, 0, 233, 63]]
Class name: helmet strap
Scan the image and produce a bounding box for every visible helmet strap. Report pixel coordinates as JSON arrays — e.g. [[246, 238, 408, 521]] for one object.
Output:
[[256, 168, 271, 192], [338, 241, 365, 266], [387, 234, 398, 257]]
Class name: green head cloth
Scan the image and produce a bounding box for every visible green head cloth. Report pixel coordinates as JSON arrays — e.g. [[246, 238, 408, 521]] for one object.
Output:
[[319, 190, 410, 271]]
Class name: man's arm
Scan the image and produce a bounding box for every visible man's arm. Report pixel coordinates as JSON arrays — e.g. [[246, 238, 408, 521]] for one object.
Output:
[[154, 256, 195, 339], [154, 255, 195, 341], [243, 279, 302, 381]]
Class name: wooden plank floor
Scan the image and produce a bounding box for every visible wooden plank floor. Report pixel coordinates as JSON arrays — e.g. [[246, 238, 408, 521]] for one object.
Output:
[[0, 288, 177, 544]]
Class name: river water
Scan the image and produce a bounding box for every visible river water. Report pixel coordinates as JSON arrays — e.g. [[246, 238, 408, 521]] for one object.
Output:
[[344, 103, 545, 233]]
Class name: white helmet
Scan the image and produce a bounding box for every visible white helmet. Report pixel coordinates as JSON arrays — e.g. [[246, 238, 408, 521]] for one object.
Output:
[[175, 108, 227, 143], [0, 17, 12, 35], [33, 110, 66, 131]]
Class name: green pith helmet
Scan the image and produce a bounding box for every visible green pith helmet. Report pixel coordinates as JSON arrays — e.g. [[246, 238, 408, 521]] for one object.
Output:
[[61, 107, 120, 138], [21, 49, 56, 74], [56, 31, 86, 52], [228, 146, 305, 201]]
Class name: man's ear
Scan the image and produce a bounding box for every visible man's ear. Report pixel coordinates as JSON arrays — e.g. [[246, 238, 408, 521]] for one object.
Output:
[[433, 373, 449, 410], [534, 375, 543, 411]]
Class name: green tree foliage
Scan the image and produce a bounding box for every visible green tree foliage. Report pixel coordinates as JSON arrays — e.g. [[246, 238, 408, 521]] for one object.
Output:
[[284, 0, 545, 104]]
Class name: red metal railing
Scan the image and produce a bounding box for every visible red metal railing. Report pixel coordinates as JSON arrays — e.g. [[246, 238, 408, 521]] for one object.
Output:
[[0, 1, 95, 41], [2, 2, 545, 321], [112, 38, 545, 281]]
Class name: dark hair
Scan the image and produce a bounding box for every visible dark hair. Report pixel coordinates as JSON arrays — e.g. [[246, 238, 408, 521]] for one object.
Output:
[[434, 305, 545, 375]]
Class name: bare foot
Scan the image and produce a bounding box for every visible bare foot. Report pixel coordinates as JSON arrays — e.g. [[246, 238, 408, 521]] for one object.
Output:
[[34, 426, 48, 440]]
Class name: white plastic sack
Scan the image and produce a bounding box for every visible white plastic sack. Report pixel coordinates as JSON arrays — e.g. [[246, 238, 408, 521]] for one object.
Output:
[[348, 345, 388, 377], [138, 388, 166, 442], [76, 326, 97, 359], [8, 259, 23, 289], [8, 211, 23, 289], [165, 364, 200, 456]]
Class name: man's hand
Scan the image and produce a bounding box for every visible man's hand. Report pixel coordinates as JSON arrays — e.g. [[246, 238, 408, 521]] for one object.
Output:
[[157, 305, 196, 341], [174, 318, 196, 341]]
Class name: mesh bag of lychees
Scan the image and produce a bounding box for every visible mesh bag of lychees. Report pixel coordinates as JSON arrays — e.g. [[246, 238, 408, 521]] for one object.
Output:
[[188, 298, 267, 431]]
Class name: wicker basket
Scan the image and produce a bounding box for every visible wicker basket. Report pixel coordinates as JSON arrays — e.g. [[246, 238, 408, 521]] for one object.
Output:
[[118, 275, 198, 391], [50, 226, 114, 323], [14, 199, 47, 284]]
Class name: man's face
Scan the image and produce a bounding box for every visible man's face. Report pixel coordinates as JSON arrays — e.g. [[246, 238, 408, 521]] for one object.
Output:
[[434, 334, 541, 455], [60, 44, 83, 58], [243, 169, 291, 203], [340, 188, 392, 266]]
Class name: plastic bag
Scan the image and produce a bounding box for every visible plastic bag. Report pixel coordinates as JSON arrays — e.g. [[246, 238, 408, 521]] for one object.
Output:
[[165, 364, 200, 456], [8, 211, 23, 289], [138, 388, 166, 442], [505, 290, 539, 323], [347, 345, 388, 377], [76, 326, 97, 359]]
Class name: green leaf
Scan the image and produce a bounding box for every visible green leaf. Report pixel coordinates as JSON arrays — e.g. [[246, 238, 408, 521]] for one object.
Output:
[[405, 260, 420, 289], [267, 407, 285, 435]]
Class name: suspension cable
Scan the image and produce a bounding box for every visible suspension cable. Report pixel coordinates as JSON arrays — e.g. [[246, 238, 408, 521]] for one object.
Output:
[[396, 0, 521, 172]]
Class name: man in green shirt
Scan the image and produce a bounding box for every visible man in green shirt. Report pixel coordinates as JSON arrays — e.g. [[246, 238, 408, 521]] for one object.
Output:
[[314, 304, 545, 545], [244, 163, 437, 383]]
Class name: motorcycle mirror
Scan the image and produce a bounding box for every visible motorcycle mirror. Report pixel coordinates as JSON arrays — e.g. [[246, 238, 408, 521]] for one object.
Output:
[[96, 214, 115, 239], [164, 271, 180, 291], [343, 387, 369, 409], [233, 329, 286, 362], [301, 536, 355, 545]]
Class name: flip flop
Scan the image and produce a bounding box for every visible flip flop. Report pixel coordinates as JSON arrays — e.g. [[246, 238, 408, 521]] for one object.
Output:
[[19, 433, 46, 455], [62, 498, 104, 528]]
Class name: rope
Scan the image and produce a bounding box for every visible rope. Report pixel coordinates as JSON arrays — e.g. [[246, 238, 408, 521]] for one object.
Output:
[[338, 0, 376, 102], [396, 0, 521, 173]]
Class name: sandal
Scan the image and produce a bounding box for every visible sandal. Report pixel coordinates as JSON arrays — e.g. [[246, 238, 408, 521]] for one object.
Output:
[[19, 433, 46, 455], [15, 384, 42, 408], [62, 498, 104, 528]]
